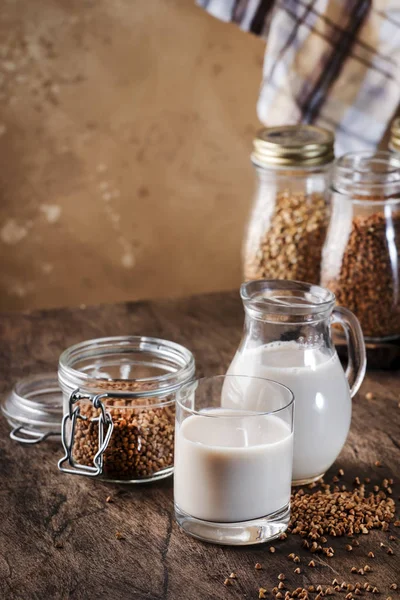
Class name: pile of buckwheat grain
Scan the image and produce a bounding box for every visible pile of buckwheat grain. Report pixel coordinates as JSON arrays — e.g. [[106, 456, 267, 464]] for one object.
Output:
[[72, 382, 175, 480], [288, 480, 396, 552], [323, 210, 400, 339], [244, 190, 328, 284], [223, 473, 398, 599]]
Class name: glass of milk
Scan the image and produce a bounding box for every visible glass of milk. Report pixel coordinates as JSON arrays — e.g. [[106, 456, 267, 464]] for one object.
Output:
[[174, 375, 294, 546], [225, 279, 366, 486]]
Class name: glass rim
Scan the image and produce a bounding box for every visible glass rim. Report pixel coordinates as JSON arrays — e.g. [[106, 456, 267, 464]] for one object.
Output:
[[58, 335, 195, 395], [333, 151, 400, 203], [13, 373, 62, 409], [176, 374, 295, 418], [241, 279, 335, 313], [335, 150, 400, 171]]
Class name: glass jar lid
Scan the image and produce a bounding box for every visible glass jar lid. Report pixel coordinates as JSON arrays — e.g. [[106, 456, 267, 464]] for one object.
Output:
[[390, 118, 400, 153], [252, 125, 335, 167], [1, 373, 62, 444]]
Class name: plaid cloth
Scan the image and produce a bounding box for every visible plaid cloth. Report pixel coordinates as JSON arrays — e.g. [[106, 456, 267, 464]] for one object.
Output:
[[198, 0, 400, 154]]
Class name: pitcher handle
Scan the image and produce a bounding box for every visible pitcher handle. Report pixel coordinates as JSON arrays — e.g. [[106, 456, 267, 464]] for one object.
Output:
[[332, 306, 367, 398]]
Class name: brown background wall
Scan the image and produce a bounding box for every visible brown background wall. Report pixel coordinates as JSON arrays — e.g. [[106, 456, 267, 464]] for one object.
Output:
[[0, 0, 264, 311]]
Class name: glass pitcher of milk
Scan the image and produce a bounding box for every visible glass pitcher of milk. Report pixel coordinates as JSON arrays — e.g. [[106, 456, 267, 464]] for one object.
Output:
[[224, 280, 366, 485]]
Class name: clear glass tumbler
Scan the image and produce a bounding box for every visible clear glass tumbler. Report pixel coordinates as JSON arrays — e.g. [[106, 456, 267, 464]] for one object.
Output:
[[174, 375, 294, 546]]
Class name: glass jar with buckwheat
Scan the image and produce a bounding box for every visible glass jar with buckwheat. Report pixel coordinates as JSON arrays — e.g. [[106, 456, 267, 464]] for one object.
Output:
[[243, 125, 334, 285], [58, 336, 195, 482], [321, 151, 400, 341]]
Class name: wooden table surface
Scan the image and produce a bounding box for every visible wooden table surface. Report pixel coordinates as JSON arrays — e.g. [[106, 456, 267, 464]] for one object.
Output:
[[0, 292, 399, 600]]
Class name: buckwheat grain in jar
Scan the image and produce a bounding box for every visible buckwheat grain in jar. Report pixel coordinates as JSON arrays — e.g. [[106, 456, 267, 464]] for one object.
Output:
[[243, 125, 334, 284], [58, 336, 195, 482], [321, 152, 400, 341]]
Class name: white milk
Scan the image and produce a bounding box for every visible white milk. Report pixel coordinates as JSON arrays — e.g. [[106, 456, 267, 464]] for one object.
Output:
[[174, 409, 293, 523], [225, 342, 351, 483]]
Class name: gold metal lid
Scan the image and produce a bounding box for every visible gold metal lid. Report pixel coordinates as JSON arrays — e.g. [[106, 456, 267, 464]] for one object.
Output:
[[389, 118, 400, 153], [252, 125, 335, 167]]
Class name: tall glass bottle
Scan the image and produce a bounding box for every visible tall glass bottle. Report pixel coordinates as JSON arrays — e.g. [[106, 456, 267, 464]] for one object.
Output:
[[243, 125, 334, 285]]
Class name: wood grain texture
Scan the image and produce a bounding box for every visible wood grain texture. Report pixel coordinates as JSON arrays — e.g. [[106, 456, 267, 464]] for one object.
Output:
[[0, 291, 399, 600]]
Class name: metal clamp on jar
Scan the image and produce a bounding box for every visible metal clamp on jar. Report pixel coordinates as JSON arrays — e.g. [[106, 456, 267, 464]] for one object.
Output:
[[57, 336, 195, 483]]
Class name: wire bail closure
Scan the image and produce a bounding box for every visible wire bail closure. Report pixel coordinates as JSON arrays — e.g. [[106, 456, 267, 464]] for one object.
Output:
[[58, 390, 114, 477], [10, 426, 60, 444]]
